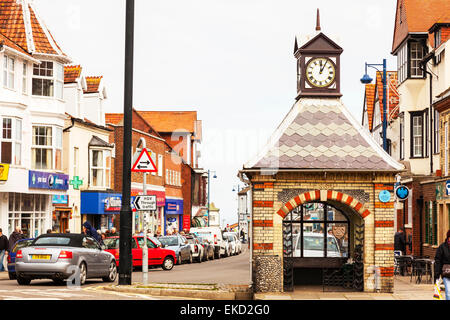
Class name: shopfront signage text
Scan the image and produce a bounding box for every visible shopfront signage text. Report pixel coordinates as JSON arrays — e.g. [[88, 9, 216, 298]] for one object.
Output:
[[29, 171, 69, 190], [0, 164, 10, 181]]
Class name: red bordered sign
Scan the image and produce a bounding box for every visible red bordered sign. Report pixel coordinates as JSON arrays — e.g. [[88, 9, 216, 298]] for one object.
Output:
[[131, 148, 157, 173]]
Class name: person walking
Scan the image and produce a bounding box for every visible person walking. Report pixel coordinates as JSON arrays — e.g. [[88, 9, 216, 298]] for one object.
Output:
[[394, 227, 407, 255], [109, 227, 118, 237], [8, 227, 24, 253], [0, 229, 8, 272], [82, 222, 102, 244], [434, 230, 450, 300]]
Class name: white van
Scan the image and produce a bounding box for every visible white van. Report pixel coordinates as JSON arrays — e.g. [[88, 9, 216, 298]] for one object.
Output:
[[190, 227, 227, 258]]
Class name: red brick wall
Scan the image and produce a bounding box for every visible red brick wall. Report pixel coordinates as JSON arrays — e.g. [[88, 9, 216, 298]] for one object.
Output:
[[181, 163, 192, 216]]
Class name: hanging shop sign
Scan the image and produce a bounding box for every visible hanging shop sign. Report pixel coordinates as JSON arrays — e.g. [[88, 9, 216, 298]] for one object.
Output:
[[395, 185, 410, 201], [29, 171, 69, 190], [105, 197, 122, 212], [0, 164, 10, 181], [52, 195, 69, 205]]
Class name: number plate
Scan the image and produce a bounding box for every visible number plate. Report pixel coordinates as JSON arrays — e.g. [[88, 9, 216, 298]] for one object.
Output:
[[32, 255, 51, 260]]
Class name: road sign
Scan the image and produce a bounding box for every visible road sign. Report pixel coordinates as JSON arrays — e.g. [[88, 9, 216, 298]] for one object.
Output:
[[133, 195, 157, 211], [395, 185, 410, 201], [131, 148, 157, 173]]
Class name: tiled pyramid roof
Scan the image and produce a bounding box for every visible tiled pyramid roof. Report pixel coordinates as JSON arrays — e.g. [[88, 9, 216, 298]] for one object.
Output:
[[0, 31, 30, 56], [0, 0, 69, 60], [64, 65, 82, 84], [244, 98, 404, 171]]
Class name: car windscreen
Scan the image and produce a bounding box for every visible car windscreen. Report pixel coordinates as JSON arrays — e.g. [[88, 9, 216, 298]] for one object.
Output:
[[302, 236, 340, 252], [158, 236, 178, 246], [195, 232, 213, 240], [32, 236, 72, 246], [149, 236, 162, 247], [226, 235, 234, 241], [104, 238, 119, 249], [12, 240, 34, 253]]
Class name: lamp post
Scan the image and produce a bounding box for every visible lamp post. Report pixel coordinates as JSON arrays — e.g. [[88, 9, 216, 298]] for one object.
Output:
[[232, 185, 241, 236], [207, 170, 217, 227], [361, 59, 388, 153], [118, 0, 135, 285]]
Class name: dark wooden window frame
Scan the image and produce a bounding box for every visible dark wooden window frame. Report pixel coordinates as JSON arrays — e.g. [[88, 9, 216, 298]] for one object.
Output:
[[410, 110, 428, 159]]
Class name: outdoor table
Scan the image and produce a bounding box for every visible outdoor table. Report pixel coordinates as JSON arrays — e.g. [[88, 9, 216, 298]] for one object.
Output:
[[412, 258, 434, 284], [396, 255, 413, 276]]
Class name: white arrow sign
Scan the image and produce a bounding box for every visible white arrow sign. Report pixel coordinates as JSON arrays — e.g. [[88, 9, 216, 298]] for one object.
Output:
[[134, 195, 157, 211]]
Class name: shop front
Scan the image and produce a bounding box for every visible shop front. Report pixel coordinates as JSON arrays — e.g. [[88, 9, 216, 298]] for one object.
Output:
[[165, 198, 183, 235], [27, 170, 69, 236], [81, 191, 121, 232]]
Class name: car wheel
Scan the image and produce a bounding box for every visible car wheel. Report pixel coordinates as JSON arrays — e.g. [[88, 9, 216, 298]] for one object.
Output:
[[196, 253, 202, 263], [161, 256, 174, 271], [8, 272, 16, 280], [78, 262, 87, 286], [17, 275, 31, 285], [210, 250, 215, 260], [103, 261, 118, 282]]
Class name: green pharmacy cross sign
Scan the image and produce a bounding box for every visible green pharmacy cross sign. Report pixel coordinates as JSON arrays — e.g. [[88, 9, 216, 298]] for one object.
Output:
[[70, 176, 83, 190]]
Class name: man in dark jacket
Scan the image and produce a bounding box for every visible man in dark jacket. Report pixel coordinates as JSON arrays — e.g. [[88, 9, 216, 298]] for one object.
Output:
[[82, 221, 102, 244], [434, 230, 450, 300], [8, 227, 24, 253], [0, 228, 8, 272], [394, 227, 406, 255]]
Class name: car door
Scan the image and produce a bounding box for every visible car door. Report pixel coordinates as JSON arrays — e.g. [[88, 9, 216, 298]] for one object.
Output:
[[131, 238, 142, 267], [147, 237, 163, 266], [82, 237, 100, 276], [180, 236, 190, 260], [97, 240, 111, 275]]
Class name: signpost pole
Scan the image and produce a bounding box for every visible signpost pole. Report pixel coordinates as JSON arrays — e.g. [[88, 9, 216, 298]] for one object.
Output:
[[142, 172, 148, 285]]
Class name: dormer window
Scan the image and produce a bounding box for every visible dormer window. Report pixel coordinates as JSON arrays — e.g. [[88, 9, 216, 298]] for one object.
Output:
[[397, 39, 426, 83], [32, 61, 64, 99]]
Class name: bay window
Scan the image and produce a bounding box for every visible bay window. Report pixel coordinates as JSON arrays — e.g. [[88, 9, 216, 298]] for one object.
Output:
[[3, 55, 15, 89], [31, 125, 62, 170], [32, 61, 64, 99], [90, 149, 111, 188], [1, 117, 22, 165], [410, 42, 424, 78], [396, 39, 426, 83]]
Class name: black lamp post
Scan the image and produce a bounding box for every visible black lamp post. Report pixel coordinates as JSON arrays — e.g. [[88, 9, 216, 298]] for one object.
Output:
[[118, 0, 135, 285], [361, 59, 388, 153]]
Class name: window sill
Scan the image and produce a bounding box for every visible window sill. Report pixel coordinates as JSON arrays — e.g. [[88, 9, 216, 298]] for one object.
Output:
[[3, 86, 17, 92]]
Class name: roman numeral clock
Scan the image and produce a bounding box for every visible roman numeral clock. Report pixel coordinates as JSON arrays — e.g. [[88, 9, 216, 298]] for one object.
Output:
[[295, 29, 343, 99]]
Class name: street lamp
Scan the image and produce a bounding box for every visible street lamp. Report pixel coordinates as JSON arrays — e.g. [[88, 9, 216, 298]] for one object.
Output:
[[360, 59, 388, 153], [118, 0, 135, 286], [233, 184, 242, 238], [207, 170, 217, 227]]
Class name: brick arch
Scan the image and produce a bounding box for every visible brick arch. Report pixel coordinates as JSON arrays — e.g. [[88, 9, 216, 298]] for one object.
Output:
[[276, 190, 371, 220]]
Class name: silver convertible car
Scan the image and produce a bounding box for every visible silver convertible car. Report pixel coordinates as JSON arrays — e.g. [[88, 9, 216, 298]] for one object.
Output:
[[15, 233, 117, 286]]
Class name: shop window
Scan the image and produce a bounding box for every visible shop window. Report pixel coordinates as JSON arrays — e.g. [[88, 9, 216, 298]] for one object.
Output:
[[8, 193, 48, 237]]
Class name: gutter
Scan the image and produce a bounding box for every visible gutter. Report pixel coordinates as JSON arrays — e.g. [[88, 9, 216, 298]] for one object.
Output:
[[63, 117, 75, 132]]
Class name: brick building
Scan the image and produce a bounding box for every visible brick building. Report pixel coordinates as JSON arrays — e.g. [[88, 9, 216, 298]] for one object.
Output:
[[240, 17, 404, 294]]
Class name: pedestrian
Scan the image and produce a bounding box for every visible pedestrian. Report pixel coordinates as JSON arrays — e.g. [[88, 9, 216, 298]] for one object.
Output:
[[434, 230, 450, 300], [8, 227, 24, 253], [65, 229, 70, 234], [0, 228, 8, 272], [101, 233, 107, 241], [394, 227, 406, 255], [240, 229, 245, 242], [105, 230, 110, 237], [47, 229, 52, 234], [82, 221, 102, 243]]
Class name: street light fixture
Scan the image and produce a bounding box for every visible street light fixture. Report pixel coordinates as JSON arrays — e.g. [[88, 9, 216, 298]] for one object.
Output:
[[360, 59, 388, 153], [207, 170, 217, 227]]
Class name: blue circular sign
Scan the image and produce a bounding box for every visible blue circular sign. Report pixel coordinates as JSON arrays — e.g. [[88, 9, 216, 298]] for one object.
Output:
[[378, 190, 391, 203], [395, 185, 409, 201]]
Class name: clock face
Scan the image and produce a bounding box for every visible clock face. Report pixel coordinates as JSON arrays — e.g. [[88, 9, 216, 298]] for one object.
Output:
[[305, 57, 336, 88]]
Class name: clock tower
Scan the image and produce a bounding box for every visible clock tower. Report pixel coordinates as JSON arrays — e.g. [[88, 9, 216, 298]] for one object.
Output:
[[295, 10, 343, 100]]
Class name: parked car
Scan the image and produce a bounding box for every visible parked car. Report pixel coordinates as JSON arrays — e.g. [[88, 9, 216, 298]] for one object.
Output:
[[190, 227, 227, 258], [158, 235, 192, 264], [14, 233, 117, 286], [104, 236, 176, 271], [293, 232, 342, 258], [223, 232, 242, 255], [184, 234, 204, 263], [7, 238, 34, 280], [195, 234, 215, 261]]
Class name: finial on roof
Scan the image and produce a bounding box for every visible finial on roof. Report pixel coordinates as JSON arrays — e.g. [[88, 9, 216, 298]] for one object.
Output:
[[316, 8, 321, 32]]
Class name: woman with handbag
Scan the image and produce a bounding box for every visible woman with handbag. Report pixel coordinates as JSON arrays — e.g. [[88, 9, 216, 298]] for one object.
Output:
[[434, 230, 450, 300]]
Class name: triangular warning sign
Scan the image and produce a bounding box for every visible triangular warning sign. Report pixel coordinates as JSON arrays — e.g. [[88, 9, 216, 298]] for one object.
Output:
[[131, 148, 157, 173]]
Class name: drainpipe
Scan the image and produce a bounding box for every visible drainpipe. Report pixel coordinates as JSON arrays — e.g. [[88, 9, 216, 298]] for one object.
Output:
[[420, 52, 435, 175], [63, 117, 75, 132]]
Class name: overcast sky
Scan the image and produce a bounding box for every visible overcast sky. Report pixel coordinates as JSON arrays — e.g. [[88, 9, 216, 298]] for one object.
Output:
[[38, 0, 398, 227]]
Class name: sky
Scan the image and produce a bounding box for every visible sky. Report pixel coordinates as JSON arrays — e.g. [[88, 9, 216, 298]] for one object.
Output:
[[37, 0, 398, 227]]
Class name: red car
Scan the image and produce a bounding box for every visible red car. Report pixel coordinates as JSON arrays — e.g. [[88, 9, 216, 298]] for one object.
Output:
[[104, 236, 176, 271]]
